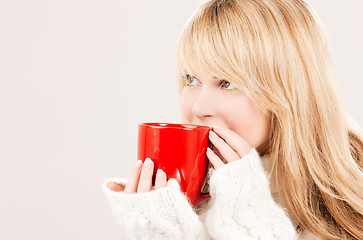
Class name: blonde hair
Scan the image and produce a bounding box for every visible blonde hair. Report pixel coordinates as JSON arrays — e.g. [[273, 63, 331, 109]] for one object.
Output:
[[174, 0, 363, 239]]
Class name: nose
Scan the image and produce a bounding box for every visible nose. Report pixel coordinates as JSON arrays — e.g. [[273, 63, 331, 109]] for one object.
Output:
[[192, 89, 216, 119]]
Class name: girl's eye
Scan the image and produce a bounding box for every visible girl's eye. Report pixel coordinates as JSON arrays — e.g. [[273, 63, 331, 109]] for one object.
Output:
[[184, 74, 199, 86], [184, 74, 239, 91], [220, 80, 238, 90]]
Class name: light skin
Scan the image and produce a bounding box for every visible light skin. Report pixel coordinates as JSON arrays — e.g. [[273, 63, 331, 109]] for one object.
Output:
[[106, 71, 270, 193]]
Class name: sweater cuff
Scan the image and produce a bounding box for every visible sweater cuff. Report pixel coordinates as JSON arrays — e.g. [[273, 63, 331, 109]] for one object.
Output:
[[102, 177, 189, 215], [209, 148, 270, 199], [102, 177, 201, 238], [205, 149, 297, 239]]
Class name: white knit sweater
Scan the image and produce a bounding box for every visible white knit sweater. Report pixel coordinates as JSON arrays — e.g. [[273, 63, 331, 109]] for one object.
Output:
[[102, 148, 320, 240]]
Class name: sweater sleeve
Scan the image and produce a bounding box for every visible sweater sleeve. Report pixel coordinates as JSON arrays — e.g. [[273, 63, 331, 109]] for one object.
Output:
[[204, 148, 298, 240], [102, 177, 210, 240]]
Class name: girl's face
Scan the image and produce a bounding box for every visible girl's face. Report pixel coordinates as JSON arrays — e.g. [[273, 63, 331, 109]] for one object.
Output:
[[181, 71, 270, 149]]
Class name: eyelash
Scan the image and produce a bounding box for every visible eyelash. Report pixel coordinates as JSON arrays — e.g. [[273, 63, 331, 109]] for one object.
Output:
[[183, 74, 238, 92]]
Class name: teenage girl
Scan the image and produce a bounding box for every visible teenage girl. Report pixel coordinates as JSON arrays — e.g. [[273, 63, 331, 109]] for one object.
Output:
[[103, 0, 363, 239]]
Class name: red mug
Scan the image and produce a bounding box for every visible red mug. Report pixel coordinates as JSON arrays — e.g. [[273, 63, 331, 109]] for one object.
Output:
[[137, 122, 212, 207]]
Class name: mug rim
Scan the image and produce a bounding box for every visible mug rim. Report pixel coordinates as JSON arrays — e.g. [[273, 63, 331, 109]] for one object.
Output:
[[139, 122, 212, 131]]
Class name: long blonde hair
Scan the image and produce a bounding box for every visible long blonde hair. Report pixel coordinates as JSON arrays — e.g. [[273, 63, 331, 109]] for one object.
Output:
[[173, 0, 363, 239]]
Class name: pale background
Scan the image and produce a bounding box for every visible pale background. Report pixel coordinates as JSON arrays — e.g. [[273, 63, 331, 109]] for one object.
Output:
[[0, 0, 362, 239]]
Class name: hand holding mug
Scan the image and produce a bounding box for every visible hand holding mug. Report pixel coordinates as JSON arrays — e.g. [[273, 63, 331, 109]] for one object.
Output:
[[207, 126, 251, 169], [108, 123, 211, 207], [106, 159, 168, 193], [107, 125, 252, 194]]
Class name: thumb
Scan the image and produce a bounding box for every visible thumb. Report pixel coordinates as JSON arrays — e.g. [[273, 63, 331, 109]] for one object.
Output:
[[106, 181, 125, 192]]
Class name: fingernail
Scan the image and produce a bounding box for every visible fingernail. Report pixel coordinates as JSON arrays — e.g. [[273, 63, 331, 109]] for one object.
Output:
[[157, 169, 166, 179], [143, 158, 153, 170], [209, 131, 217, 137]]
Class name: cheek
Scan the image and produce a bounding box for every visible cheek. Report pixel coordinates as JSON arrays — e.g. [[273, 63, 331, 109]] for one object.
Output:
[[224, 97, 269, 147], [222, 96, 252, 123]]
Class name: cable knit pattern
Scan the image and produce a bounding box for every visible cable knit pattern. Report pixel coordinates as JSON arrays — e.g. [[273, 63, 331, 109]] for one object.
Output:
[[102, 148, 305, 239], [102, 178, 208, 240], [204, 148, 297, 240]]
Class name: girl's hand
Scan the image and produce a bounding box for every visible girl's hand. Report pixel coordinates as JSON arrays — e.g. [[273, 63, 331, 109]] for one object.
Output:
[[106, 158, 168, 193], [207, 126, 251, 169]]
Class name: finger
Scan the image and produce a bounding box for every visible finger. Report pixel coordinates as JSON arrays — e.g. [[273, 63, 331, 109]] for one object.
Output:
[[211, 145, 228, 164], [124, 160, 143, 193], [209, 130, 240, 163], [106, 181, 125, 192], [137, 158, 154, 193], [155, 169, 167, 190], [213, 126, 251, 158], [207, 147, 225, 169]]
